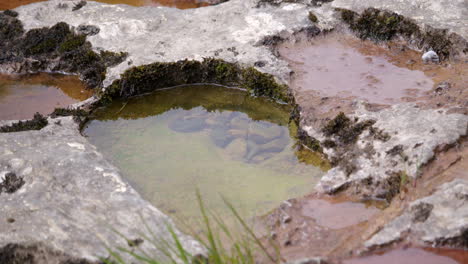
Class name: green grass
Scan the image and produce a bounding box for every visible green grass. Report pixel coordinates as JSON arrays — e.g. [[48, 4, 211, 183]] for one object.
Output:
[[102, 192, 282, 264]]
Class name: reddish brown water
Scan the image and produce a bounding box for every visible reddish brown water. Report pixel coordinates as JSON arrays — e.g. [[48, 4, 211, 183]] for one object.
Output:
[[343, 247, 467, 264], [279, 34, 434, 105], [301, 199, 379, 229], [0, 73, 92, 120], [0, 0, 213, 10]]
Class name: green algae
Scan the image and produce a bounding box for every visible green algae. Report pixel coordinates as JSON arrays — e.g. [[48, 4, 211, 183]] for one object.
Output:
[[308, 11, 318, 23], [0, 112, 48, 133], [103, 59, 292, 104], [85, 85, 326, 221], [337, 7, 463, 60]]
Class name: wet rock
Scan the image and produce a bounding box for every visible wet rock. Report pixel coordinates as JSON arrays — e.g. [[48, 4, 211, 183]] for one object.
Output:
[[168, 114, 207, 133], [313, 103, 468, 199], [0, 117, 205, 262], [210, 126, 236, 148], [248, 122, 284, 144], [365, 179, 468, 249], [246, 133, 289, 162]]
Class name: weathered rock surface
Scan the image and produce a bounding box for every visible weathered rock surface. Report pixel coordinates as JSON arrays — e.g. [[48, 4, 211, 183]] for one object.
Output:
[[365, 179, 468, 249], [1, 0, 467, 261], [311, 103, 468, 200], [0, 117, 205, 262], [14, 0, 317, 87]]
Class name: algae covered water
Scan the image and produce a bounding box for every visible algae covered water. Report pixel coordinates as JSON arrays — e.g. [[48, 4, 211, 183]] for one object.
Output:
[[84, 85, 327, 220]]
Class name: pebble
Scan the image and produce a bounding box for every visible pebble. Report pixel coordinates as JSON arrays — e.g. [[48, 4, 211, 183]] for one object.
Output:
[[422, 50, 439, 63]]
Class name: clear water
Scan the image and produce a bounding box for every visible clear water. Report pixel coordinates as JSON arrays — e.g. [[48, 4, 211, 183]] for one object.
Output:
[[84, 85, 327, 221]]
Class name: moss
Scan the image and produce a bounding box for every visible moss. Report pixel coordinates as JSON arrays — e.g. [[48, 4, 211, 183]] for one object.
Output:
[[323, 112, 351, 136], [214, 62, 240, 82], [421, 27, 453, 61], [0, 14, 24, 41], [322, 139, 336, 148], [323, 112, 376, 145], [295, 146, 331, 171], [22, 22, 71, 55], [102, 59, 291, 104], [337, 7, 460, 60], [59, 34, 86, 53], [369, 126, 391, 142], [99, 50, 128, 67], [379, 173, 401, 202], [2, 20, 125, 89], [297, 127, 322, 152], [400, 170, 409, 187], [337, 8, 422, 41], [3, 10, 19, 17], [336, 8, 357, 25], [51, 108, 88, 118], [0, 113, 48, 133], [241, 67, 291, 103], [72, 0, 87, 11], [308, 12, 318, 23], [0, 172, 25, 194]]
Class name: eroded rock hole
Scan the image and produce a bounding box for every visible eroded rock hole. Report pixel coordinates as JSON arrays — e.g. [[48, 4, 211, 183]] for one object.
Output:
[[84, 85, 328, 222]]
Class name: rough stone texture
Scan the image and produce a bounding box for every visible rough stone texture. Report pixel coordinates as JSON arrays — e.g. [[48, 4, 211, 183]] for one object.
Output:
[[365, 179, 468, 248], [2, 0, 467, 260], [311, 103, 468, 199], [0, 117, 205, 262], [332, 0, 468, 40], [14, 0, 318, 87]]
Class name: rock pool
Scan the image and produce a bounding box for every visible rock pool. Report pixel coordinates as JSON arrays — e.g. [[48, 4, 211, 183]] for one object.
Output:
[[0, 73, 92, 120], [84, 85, 328, 222]]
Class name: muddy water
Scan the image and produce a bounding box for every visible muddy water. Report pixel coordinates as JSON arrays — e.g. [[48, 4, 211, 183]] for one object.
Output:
[[0, 0, 213, 10], [0, 73, 91, 120], [279, 34, 434, 105], [84, 85, 327, 221], [343, 247, 467, 264], [301, 199, 379, 229]]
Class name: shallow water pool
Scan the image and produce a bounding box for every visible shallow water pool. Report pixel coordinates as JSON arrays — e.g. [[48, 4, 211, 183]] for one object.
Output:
[[84, 85, 327, 221], [0, 73, 91, 120]]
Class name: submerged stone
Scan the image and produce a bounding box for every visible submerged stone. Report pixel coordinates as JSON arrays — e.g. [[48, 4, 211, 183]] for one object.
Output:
[[84, 85, 327, 221]]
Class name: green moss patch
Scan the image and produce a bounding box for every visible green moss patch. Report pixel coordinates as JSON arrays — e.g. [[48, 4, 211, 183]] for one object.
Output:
[[0, 13, 24, 42], [103, 58, 292, 104], [337, 7, 465, 60], [0, 18, 127, 88], [0, 113, 48, 133], [308, 11, 318, 23], [322, 112, 375, 145]]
